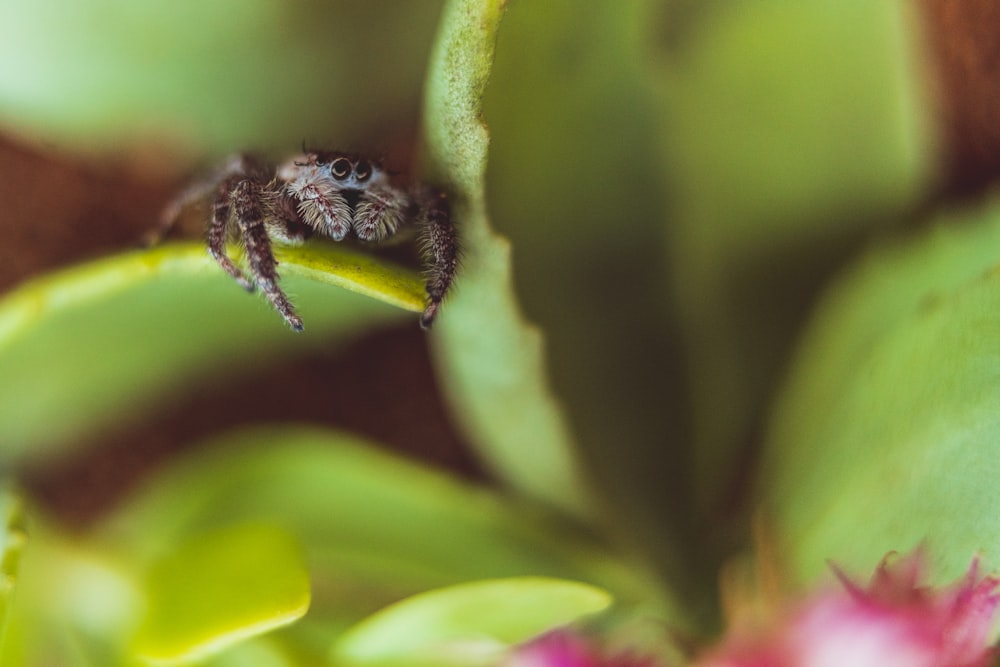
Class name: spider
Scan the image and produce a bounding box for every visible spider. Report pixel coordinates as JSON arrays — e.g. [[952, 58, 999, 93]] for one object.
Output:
[[161, 150, 458, 331]]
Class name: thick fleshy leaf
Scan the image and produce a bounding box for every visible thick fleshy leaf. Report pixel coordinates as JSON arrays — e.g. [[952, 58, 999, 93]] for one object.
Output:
[[100, 427, 650, 624], [199, 637, 303, 667], [273, 243, 424, 313], [134, 522, 310, 665], [761, 196, 1000, 584], [421, 0, 594, 520], [0, 0, 443, 154], [477, 0, 698, 601], [657, 0, 934, 513], [0, 520, 143, 667], [4, 526, 309, 666], [333, 577, 612, 667], [0, 242, 415, 464], [0, 490, 26, 653]]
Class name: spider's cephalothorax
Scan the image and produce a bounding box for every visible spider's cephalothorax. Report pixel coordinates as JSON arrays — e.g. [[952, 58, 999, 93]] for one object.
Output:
[[163, 150, 458, 331]]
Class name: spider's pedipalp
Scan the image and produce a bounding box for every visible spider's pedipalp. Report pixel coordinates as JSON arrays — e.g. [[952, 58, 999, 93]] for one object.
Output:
[[284, 164, 353, 241], [353, 183, 409, 242]]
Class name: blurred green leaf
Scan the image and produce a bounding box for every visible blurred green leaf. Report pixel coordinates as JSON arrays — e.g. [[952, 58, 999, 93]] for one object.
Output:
[[199, 637, 302, 667], [0, 520, 142, 667], [761, 196, 1000, 584], [0, 0, 443, 154], [100, 427, 652, 625], [333, 577, 612, 667], [477, 0, 698, 607], [422, 0, 594, 520], [4, 520, 307, 667], [663, 0, 930, 256], [0, 490, 26, 654], [0, 242, 413, 465], [134, 522, 310, 665], [656, 0, 934, 514]]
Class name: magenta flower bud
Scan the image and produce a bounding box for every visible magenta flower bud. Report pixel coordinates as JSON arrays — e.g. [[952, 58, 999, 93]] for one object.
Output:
[[504, 629, 667, 667], [697, 551, 1000, 667], [504, 631, 597, 667]]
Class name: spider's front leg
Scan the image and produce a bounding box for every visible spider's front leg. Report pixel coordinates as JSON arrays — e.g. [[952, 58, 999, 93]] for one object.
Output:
[[220, 176, 304, 331], [416, 188, 458, 329], [154, 153, 256, 246], [208, 172, 257, 292]]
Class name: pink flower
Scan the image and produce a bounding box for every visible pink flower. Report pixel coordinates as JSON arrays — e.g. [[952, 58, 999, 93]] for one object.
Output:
[[696, 551, 1000, 667], [503, 629, 666, 667], [503, 631, 596, 667]]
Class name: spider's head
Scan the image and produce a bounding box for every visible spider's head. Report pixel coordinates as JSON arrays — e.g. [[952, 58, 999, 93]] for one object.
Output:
[[308, 151, 385, 189]]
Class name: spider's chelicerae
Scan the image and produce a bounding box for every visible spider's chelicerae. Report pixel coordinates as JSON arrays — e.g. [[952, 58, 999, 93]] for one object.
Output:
[[163, 150, 458, 331]]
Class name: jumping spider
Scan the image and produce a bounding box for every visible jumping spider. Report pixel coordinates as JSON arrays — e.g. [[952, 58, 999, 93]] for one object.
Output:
[[161, 150, 458, 331]]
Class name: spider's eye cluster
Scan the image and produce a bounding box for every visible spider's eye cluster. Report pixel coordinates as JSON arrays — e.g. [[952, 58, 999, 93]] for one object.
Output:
[[354, 160, 372, 182], [330, 157, 352, 180]]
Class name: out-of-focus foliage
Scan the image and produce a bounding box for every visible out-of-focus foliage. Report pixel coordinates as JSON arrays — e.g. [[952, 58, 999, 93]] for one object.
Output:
[[423, 0, 594, 521], [134, 522, 311, 663], [762, 197, 1000, 584], [0, 491, 26, 654], [101, 428, 645, 603], [479, 0, 932, 596], [333, 578, 612, 667], [657, 1, 933, 514], [3, 427, 643, 666], [0, 243, 412, 464], [0, 0, 445, 156], [2, 0, 996, 663], [481, 0, 700, 600], [0, 522, 142, 666]]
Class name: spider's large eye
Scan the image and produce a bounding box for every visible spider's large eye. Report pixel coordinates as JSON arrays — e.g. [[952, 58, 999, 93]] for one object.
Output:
[[354, 160, 372, 182], [330, 157, 352, 180]]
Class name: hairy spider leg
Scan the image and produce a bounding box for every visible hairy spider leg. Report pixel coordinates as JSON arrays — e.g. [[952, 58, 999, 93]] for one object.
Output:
[[418, 190, 458, 329], [208, 174, 256, 291], [148, 179, 211, 246], [231, 180, 304, 332], [153, 153, 259, 245]]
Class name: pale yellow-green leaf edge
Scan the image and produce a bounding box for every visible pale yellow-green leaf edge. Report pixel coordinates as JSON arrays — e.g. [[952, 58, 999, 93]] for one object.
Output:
[[0, 241, 424, 349]]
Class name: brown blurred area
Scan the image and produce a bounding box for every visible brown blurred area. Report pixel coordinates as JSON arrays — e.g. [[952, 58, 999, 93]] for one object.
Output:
[[922, 0, 1000, 195], [4, 0, 1000, 526]]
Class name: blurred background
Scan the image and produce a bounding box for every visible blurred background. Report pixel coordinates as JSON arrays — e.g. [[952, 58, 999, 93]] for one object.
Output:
[[0, 0, 999, 590], [0, 0, 471, 524]]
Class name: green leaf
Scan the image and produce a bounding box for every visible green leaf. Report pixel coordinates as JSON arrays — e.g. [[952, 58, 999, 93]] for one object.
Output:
[[657, 0, 934, 513], [0, 490, 27, 655], [332, 577, 612, 667], [761, 196, 1000, 583], [100, 427, 650, 621], [0, 242, 415, 465], [0, 0, 443, 154], [0, 519, 143, 667], [422, 0, 594, 520], [473, 0, 699, 606], [134, 522, 310, 665], [273, 243, 425, 314], [199, 637, 302, 667]]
